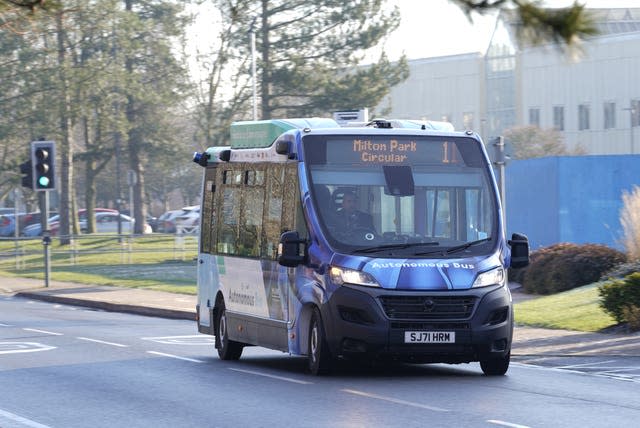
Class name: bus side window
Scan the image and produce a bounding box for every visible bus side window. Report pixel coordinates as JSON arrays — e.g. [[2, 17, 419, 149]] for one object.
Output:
[[219, 187, 239, 254], [282, 163, 299, 237], [262, 165, 285, 259], [200, 168, 216, 254], [238, 168, 265, 257]]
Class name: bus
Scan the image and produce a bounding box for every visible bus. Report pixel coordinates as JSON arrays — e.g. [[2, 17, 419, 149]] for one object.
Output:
[[193, 118, 529, 375]]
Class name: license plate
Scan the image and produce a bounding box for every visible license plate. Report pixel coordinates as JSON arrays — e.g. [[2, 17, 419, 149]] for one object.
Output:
[[404, 331, 455, 343]]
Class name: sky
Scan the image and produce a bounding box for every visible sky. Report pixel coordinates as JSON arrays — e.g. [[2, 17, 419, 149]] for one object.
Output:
[[187, 0, 639, 77], [378, 0, 640, 61]]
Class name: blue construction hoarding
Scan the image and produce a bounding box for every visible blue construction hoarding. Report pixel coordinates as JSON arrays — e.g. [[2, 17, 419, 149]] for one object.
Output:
[[505, 155, 640, 250]]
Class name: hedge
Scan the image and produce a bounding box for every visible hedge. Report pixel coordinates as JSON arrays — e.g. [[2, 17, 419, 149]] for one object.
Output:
[[511, 243, 626, 295]]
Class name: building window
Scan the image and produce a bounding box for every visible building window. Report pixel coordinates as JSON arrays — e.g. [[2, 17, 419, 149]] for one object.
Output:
[[632, 99, 640, 127], [463, 112, 474, 130], [578, 104, 590, 130], [528, 108, 540, 127], [553, 106, 564, 131], [604, 102, 616, 129]]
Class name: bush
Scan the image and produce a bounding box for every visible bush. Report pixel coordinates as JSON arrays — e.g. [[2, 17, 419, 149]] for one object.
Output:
[[599, 272, 640, 330], [519, 243, 626, 295], [601, 260, 640, 281]]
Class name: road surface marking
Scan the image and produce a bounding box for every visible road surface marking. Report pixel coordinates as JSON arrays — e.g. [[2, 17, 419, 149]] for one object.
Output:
[[0, 323, 12, 327], [556, 360, 616, 369], [341, 389, 449, 412], [142, 335, 214, 345], [0, 408, 52, 428], [23, 328, 63, 336], [487, 420, 531, 428], [228, 367, 313, 384], [0, 342, 56, 355], [77, 337, 128, 347], [146, 351, 204, 363]]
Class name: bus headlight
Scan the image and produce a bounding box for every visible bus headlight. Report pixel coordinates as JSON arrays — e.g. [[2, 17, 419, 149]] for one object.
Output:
[[330, 266, 380, 288], [472, 267, 505, 288]]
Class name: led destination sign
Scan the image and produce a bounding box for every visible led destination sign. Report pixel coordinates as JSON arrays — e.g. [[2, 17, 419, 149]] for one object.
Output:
[[323, 137, 461, 166], [353, 139, 417, 163]]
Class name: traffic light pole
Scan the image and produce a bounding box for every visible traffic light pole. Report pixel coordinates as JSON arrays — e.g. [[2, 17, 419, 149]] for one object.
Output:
[[40, 191, 51, 288]]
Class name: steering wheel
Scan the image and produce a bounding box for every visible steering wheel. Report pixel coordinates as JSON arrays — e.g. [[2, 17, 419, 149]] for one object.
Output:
[[338, 226, 378, 244]]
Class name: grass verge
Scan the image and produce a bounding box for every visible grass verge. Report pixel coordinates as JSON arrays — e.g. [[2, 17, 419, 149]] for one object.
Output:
[[514, 282, 617, 332], [0, 235, 198, 294]]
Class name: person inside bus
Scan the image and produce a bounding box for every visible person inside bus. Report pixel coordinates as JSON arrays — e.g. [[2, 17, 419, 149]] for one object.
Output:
[[334, 191, 374, 234]]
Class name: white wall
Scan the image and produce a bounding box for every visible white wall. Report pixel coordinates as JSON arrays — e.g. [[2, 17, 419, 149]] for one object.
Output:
[[382, 54, 485, 134], [519, 33, 640, 154]]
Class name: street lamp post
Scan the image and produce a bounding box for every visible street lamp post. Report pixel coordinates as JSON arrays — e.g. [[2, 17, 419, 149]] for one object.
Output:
[[249, 18, 258, 121]]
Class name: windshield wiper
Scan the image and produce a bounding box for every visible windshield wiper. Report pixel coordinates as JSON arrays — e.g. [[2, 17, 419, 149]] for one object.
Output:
[[414, 237, 492, 256], [354, 241, 440, 254]]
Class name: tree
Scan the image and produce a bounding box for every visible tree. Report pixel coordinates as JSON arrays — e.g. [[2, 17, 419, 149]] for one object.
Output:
[[218, 0, 409, 120], [452, 1, 598, 48], [503, 125, 585, 159], [190, 0, 256, 148], [120, 0, 192, 233]]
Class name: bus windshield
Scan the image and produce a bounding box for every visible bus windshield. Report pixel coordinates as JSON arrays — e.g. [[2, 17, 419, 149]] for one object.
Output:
[[304, 134, 497, 256]]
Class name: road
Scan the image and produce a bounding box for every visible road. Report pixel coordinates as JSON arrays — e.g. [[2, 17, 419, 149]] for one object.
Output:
[[1, 295, 639, 428]]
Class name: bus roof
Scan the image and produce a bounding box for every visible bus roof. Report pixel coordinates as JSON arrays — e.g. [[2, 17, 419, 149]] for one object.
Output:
[[230, 118, 339, 148]]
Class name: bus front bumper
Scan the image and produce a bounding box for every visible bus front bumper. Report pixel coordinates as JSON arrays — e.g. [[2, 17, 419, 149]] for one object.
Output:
[[320, 283, 513, 364]]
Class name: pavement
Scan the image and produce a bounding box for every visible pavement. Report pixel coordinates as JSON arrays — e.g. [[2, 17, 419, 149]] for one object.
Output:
[[2, 275, 640, 358]]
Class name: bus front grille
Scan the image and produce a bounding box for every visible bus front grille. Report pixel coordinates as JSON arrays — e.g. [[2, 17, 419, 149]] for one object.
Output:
[[379, 295, 477, 320]]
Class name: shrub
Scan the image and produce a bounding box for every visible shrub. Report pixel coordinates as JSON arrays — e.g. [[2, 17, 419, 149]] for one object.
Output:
[[520, 243, 626, 295], [599, 272, 640, 329], [622, 306, 640, 332], [601, 260, 640, 281], [620, 186, 640, 261]]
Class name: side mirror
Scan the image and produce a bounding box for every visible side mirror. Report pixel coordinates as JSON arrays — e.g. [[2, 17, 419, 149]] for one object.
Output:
[[508, 232, 530, 269], [278, 230, 307, 267]]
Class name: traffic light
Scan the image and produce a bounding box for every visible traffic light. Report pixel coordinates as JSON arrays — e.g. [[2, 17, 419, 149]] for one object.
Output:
[[19, 160, 33, 189], [31, 141, 56, 191]]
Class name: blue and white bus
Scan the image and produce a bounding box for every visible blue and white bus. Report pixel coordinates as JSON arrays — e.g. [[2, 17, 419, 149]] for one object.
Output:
[[193, 118, 529, 375]]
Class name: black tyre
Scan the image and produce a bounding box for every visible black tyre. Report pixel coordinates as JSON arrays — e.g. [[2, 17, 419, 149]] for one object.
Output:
[[308, 308, 332, 375], [480, 351, 510, 376], [216, 300, 243, 361]]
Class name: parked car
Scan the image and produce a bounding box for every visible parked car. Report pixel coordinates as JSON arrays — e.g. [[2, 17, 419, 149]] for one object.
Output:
[[174, 206, 200, 231], [80, 212, 152, 234], [22, 208, 118, 236], [156, 209, 183, 233], [0, 213, 24, 237], [119, 210, 158, 233]]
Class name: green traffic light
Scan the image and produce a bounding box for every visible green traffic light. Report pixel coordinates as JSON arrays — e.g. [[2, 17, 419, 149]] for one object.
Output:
[[38, 176, 50, 187]]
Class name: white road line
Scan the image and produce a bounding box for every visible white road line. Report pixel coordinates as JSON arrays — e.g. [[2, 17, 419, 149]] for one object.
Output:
[[0, 342, 56, 355], [596, 368, 639, 374], [556, 360, 616, 369], [487, 420, 531, 428], [0, 323, 12, 327], [341, 389, 449, 412], [146, 351, 204, 363], [23, 328, 63, 336], [228, 367, 313, 385], [0, 408, 52, 428], [77, 337, 128, 347], [142, 335, 214, 345]]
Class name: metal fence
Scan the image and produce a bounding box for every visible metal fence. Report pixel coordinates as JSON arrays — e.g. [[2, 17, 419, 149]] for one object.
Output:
[[0, 232, 199, 271]]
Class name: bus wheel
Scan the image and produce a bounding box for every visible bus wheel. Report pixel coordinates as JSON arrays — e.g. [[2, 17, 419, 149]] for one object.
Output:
[[480, 351, 510, 376], [308, 308, 331, 375], [216, 300, 243, 361]]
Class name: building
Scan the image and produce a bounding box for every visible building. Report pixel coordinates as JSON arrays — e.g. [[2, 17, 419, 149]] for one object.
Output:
[[380, 7, 640, 155]]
